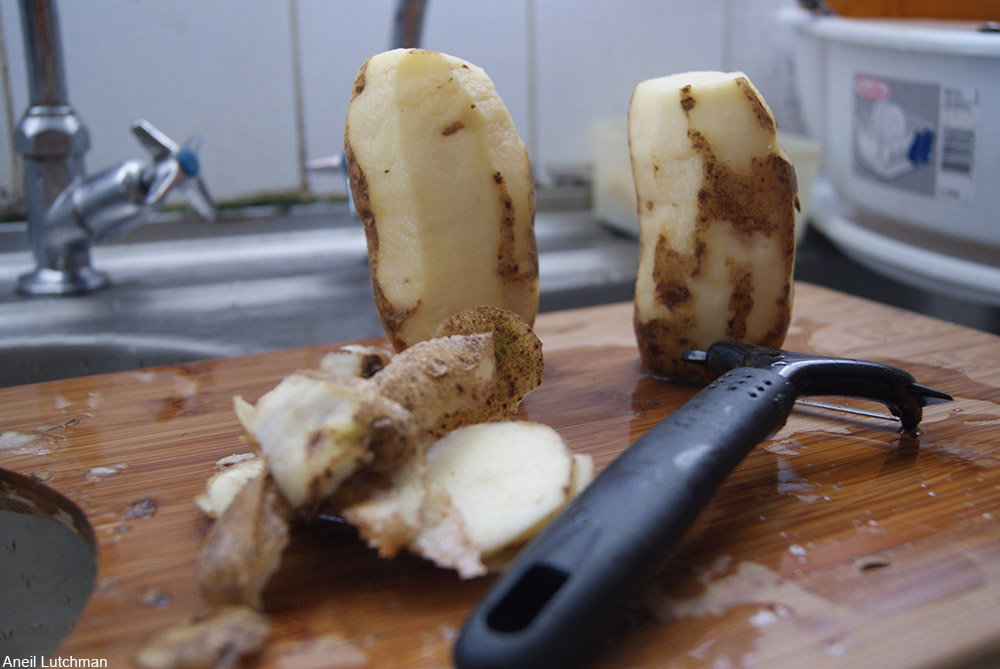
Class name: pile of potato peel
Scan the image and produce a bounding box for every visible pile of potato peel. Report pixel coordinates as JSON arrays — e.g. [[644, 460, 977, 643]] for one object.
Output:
[[136, 307, 592, 669], [220, 305, 591, 579]]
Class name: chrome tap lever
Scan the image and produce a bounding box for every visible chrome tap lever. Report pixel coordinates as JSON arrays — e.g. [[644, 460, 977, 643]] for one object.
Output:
[[128, 119, 216, 226], [73, 121, 215, 242], [17, 119, 216, 295]]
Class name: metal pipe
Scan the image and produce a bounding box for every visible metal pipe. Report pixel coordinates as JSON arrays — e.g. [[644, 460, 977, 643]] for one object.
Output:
[[14, 0, 97, 294], [18, 0, 68, 106], [392, 0, 427, 49]]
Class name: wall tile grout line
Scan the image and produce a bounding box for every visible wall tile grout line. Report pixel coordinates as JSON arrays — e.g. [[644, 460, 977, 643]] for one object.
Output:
[[525, 0, 538, 174], [289, 0, 310, 198], [0, 2, 23, 210]]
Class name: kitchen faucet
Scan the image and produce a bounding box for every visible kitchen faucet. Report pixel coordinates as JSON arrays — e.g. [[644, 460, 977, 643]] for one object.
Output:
[[13, 0, 215, 296]]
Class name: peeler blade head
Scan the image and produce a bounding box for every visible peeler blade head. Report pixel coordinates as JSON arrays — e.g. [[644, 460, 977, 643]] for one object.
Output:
[[911, 382, 952, 406]]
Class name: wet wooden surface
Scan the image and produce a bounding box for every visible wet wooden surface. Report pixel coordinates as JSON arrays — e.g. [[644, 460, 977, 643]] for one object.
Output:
[[1, 281, 999, 667]]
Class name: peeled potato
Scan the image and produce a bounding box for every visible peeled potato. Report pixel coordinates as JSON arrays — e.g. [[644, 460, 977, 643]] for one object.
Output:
[[345, 48, 539, 351], [629, 71, 797, 380]]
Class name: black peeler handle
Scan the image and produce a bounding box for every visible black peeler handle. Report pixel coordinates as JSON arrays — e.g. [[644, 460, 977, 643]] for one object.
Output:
[[454, 366, 797, 668]]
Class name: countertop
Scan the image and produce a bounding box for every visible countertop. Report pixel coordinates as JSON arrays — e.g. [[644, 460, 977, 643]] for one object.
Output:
[[2, 282, 999, 667]]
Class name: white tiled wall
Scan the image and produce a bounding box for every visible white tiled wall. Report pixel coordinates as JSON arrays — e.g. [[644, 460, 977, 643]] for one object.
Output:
[[0, 0, 803, 215]]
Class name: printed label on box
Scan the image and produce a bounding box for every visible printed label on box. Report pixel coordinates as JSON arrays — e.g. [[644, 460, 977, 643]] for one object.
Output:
[[852, 74, 977, 205]]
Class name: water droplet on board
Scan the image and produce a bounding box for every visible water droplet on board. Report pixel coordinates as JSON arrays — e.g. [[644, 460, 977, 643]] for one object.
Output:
[[765, 439, 805, 456], [824, 638, 851, 657], [122, 498, 157, 520], [85, 464, 127, 482], [777, 459, 822, 503], [141, 588, 171, 608], [852, 554, 892, 571], [749, 608, 780, 628]]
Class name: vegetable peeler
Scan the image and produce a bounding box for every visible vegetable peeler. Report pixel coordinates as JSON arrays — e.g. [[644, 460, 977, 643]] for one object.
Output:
[[454, 339, 952, 668]]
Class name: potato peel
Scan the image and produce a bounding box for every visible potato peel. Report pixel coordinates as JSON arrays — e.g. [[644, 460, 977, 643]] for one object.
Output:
[[197, 473, 291, 610], [236, 373, 417, 511], [135, 605, 270, 669], [433, 306, 544, 428]]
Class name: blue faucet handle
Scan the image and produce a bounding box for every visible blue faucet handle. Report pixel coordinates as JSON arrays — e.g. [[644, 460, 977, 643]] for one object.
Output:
[[131, 119, 216, 221]]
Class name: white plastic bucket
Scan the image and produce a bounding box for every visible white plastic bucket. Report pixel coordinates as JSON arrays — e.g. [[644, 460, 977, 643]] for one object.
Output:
[[790, 12, 1000, 250]]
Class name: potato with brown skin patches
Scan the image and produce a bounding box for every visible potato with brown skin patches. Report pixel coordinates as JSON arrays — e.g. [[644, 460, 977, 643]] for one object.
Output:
[[629, 71, 797, 381], [345, 49, 538, 351], [432, 306, 544, 427]]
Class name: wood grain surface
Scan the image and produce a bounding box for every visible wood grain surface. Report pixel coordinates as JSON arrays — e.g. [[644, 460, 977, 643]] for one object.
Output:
[[2, 282, 999, 668]]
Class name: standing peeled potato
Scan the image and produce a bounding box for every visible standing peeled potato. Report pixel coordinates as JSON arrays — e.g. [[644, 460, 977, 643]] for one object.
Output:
[[629, 71, 798, 380], [345, 49, 538, 351]]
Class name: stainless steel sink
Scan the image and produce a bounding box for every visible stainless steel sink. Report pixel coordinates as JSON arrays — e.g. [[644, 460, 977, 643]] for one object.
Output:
[[0, 334, 242, 387], [0, 197, 639, 387], [0, 468, 97, 655]]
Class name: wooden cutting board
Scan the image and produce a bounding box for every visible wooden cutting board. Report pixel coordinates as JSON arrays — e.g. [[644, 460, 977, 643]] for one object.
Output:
[[2, 282, 999, 668]]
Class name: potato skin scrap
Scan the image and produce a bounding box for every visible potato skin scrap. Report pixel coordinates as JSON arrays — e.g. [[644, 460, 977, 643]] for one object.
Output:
[[433, 306, 544, 425], [416, 420, 591, 575], [630, 71, 796, 381], [373, 333, 497, 437], [242, 373, 417, 511], [407, 481, 487, 579], [319, 344, 394, 379], [197, 474, 290, 610], [327, 453, 428, 559], [194, 456, 266, 519], [345, 48, 538, 351], [135, 605, 269, 669]]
